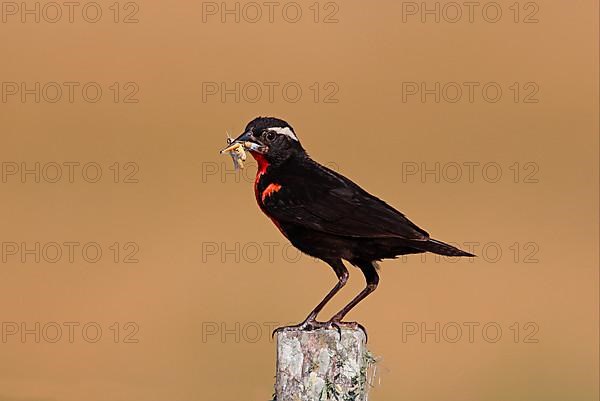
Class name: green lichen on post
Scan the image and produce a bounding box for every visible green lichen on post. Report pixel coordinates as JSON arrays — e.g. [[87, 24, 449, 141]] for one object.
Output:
[[274, 328, 376, 401]]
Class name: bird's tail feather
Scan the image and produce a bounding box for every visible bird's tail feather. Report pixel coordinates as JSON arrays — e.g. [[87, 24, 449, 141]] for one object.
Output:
[[418, 238, 475, 257]]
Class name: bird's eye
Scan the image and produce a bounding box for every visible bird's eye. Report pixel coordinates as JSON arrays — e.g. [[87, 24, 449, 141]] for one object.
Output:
[[265, 131, 276, 141]]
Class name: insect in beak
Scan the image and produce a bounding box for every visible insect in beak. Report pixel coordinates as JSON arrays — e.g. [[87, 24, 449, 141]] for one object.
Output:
[[220, 131, 268, 169]]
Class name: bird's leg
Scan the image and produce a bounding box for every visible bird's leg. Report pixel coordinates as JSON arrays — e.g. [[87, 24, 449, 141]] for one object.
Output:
[[329, 260, 379, 341], [272, 259, 348, 337]]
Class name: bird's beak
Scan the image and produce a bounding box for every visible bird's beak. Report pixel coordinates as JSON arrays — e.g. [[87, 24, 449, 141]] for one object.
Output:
[[219, 131, 267, 154]]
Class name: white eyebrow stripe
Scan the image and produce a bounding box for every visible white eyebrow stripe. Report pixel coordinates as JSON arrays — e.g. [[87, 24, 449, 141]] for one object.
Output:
[[269, 126, 298, 141]]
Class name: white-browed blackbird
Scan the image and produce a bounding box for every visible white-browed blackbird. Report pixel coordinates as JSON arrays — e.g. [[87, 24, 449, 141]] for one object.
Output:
[[221, 117, 474, 336]]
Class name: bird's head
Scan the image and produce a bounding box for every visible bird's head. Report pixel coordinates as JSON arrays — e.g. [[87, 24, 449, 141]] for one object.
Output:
[[220, 117, 305, 166]]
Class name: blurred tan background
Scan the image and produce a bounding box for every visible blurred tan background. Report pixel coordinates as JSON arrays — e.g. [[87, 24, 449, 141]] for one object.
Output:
[[0, 0, 598, 400]]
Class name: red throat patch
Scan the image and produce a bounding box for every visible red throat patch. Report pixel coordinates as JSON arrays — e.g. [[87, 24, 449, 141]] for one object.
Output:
[[248, 151, 287, 238], [250, 151, 269, 180], [250, 151, 272, 202]]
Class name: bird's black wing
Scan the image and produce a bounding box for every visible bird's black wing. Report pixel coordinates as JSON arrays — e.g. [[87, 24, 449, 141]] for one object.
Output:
[[262, 160, 430, 240]]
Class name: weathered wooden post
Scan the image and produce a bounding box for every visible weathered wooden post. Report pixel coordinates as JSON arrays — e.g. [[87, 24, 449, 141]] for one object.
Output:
[[275, 327, 374, 401]]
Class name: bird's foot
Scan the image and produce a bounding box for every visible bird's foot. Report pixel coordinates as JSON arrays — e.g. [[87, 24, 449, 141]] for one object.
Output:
[[328, 319, 368, 342], [271, 319, 342, 339]]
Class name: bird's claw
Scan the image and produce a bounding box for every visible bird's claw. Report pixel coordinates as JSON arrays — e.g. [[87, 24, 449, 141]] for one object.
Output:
[[271, 320, 343, 339], [329, 320, 369, 343], [271, 320, 367, 342]]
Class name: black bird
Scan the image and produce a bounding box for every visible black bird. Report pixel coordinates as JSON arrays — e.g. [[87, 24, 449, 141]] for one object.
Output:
[[221, 117, 474, 334]]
